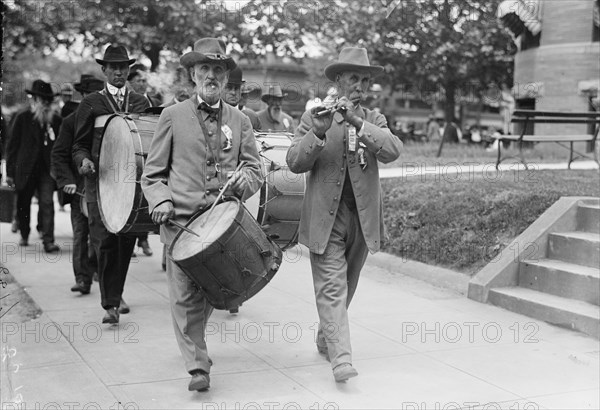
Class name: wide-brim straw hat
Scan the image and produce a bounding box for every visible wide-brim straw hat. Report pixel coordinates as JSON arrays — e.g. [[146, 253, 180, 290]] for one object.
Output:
[[324, 47, 384, 81]]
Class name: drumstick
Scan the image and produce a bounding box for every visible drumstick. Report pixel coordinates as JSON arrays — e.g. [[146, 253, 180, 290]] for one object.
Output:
[[168, 219, 200, 238], [74, 191, 85, 198], [202, 160, 248, 226]]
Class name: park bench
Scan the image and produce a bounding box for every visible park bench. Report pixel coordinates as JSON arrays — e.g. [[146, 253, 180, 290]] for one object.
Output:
[[494, 110, 600, 169]]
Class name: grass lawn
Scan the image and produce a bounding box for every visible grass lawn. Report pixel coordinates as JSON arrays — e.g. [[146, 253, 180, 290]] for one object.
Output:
[[381, 169, 600, 275], [382, 140, 596, 168]]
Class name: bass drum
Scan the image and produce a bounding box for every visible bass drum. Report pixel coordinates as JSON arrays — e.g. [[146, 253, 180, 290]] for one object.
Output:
[[169, 199, 282, 311], [97, 113, 160, 234], [245, 132, 305, 250]]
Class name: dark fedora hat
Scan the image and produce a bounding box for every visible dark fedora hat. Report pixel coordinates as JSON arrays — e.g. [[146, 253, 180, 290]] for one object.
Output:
[[227, 67, 244, 86], [127, 63, 148, 81], [261, 84, 287, 103], [180, 38, 236, 70], [324, 47, 384, 81], [26, 79, 58, 99], [74, 74, 104, 93], [96, 44, 136, 65]]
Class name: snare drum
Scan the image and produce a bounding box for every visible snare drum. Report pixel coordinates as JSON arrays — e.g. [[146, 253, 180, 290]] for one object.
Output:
[[97, 113, 159, 234], [169, 199, 282, 311], [245, 132, 305, 250]]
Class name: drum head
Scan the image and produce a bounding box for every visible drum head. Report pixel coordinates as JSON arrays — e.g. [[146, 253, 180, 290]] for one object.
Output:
[[171, 201, 239, 261], [98, 115, 137, 233]]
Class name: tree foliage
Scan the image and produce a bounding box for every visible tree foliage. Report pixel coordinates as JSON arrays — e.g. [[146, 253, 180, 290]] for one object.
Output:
[[3, 0, 516, 119]]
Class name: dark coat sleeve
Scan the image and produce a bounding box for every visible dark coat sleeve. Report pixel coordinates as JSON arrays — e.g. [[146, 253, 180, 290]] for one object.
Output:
[[72, 95, 96, 170], [51, 113, 77, 188], [6, 111, 24, 180]]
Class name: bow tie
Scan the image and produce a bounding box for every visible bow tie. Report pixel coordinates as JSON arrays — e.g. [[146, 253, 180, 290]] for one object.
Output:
[[198, 102, 220, 121]]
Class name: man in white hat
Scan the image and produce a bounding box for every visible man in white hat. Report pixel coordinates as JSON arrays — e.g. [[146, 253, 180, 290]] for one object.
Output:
[[256, 84, 294, 133], [286, 47, 403, 382], [142, 37, 263, 392]]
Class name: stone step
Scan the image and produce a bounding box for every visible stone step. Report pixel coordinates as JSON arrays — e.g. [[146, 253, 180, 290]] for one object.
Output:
[[577, 203, 600, 234], [548, 231, 600, 269], [519, 259, 600, 305], [488, 287, 600, 338]]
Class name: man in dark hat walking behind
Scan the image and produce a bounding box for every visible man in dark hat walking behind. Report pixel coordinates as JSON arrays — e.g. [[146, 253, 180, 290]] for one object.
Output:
[[222, 66, 261, 130], [73, 44, 150, 324], [6, 79, 62, 252], [52, 74, 104, 295], [256, 84, 294, 133], [286, 47, 403, 382]]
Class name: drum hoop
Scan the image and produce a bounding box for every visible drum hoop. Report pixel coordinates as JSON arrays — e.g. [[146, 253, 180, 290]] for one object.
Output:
[[168, 198, 240, 260], [97, 114, 147, 234]]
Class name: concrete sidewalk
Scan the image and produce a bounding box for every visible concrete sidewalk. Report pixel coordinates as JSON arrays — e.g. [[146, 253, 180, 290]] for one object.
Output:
[[1, 207, 599, 409]]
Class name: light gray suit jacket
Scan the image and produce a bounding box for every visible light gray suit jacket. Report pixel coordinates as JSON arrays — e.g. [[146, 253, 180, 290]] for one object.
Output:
[[142, 96, 263, 245], [286, 106, 402, 255]]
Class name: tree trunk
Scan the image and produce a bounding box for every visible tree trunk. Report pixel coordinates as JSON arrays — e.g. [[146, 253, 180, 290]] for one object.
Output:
[[444, 82, 456, 123]]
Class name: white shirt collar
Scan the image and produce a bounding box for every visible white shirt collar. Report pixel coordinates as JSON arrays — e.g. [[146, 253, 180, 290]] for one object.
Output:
[[106, 83, 127, 96], [197, 95, 220, 109]]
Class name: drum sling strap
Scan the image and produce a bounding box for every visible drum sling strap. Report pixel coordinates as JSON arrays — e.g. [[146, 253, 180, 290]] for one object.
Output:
[[100, 88, 130, 114]]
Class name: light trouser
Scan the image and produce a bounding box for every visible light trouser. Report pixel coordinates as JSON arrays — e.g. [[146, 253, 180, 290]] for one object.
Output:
[[309, 200, 369, 369], [166, 256, 214, 374]]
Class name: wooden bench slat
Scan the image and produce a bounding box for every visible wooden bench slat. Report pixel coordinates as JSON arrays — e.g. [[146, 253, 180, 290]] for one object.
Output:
[[512, 110, 600, 118], [512, 118, 600, 124], [494, 134, 595, 142]]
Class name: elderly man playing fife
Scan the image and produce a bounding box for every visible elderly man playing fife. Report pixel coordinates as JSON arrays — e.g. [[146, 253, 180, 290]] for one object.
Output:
[[141, 38, 263, 393], [286, 47, 403, 383]]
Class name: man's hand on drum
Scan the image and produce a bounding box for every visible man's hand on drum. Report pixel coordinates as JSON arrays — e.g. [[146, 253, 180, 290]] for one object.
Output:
[[152, 201, 175, 225], [79, 158, 96, 176], [225, 169, 248, 198], [63, 184, 77, 195], [310, 106, 334, 139]]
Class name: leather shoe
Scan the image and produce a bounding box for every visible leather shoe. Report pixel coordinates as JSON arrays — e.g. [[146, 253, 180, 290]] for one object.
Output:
[[188, 371, 210, 391], [118, 298, 130, 314], [102, 307, 119, 324], [44, 243, 60, 253], [11, 220, 18, 233], [333, 363, 358, 382], [71, 281, 91, 295], [139, 240, 153, 256], [18, 238, 28, 246]]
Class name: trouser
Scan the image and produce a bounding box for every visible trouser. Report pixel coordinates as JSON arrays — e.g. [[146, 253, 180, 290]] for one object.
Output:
[[16, 170, 55, 244], [87, 201, 136, 309], [70, 196, 96, 285], [309, 200, 369, 370], [136, 232, 148, 245], [166, 255, 214, 375]]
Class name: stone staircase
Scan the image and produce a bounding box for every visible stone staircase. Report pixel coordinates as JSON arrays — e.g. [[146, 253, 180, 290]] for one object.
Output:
[[488, 202, 600, 338]]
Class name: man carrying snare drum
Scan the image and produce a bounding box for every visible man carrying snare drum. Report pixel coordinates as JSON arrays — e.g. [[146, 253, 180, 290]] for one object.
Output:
[[141, 38, 263, 392], [72, 44, 150, 324]]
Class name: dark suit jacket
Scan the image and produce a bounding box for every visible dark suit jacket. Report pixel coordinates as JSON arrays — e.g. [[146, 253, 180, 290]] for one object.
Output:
[[7, 108, 62, 191], [72, 86, 149, 202], [242, 107, 261, 131], [51, 111, 80, 190]]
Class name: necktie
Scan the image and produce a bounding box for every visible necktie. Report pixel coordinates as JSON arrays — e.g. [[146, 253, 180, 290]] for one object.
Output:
[[198, 102, 219, 121], [116, 90, 124, 111]]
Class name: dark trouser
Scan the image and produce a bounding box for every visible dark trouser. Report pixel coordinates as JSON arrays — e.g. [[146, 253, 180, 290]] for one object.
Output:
[[136, 232, 148, 245], [309, 200, 369, 370], [87, 201, 136, 310], [70, 196, 96, 285], [16, 170, 56, 244]]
